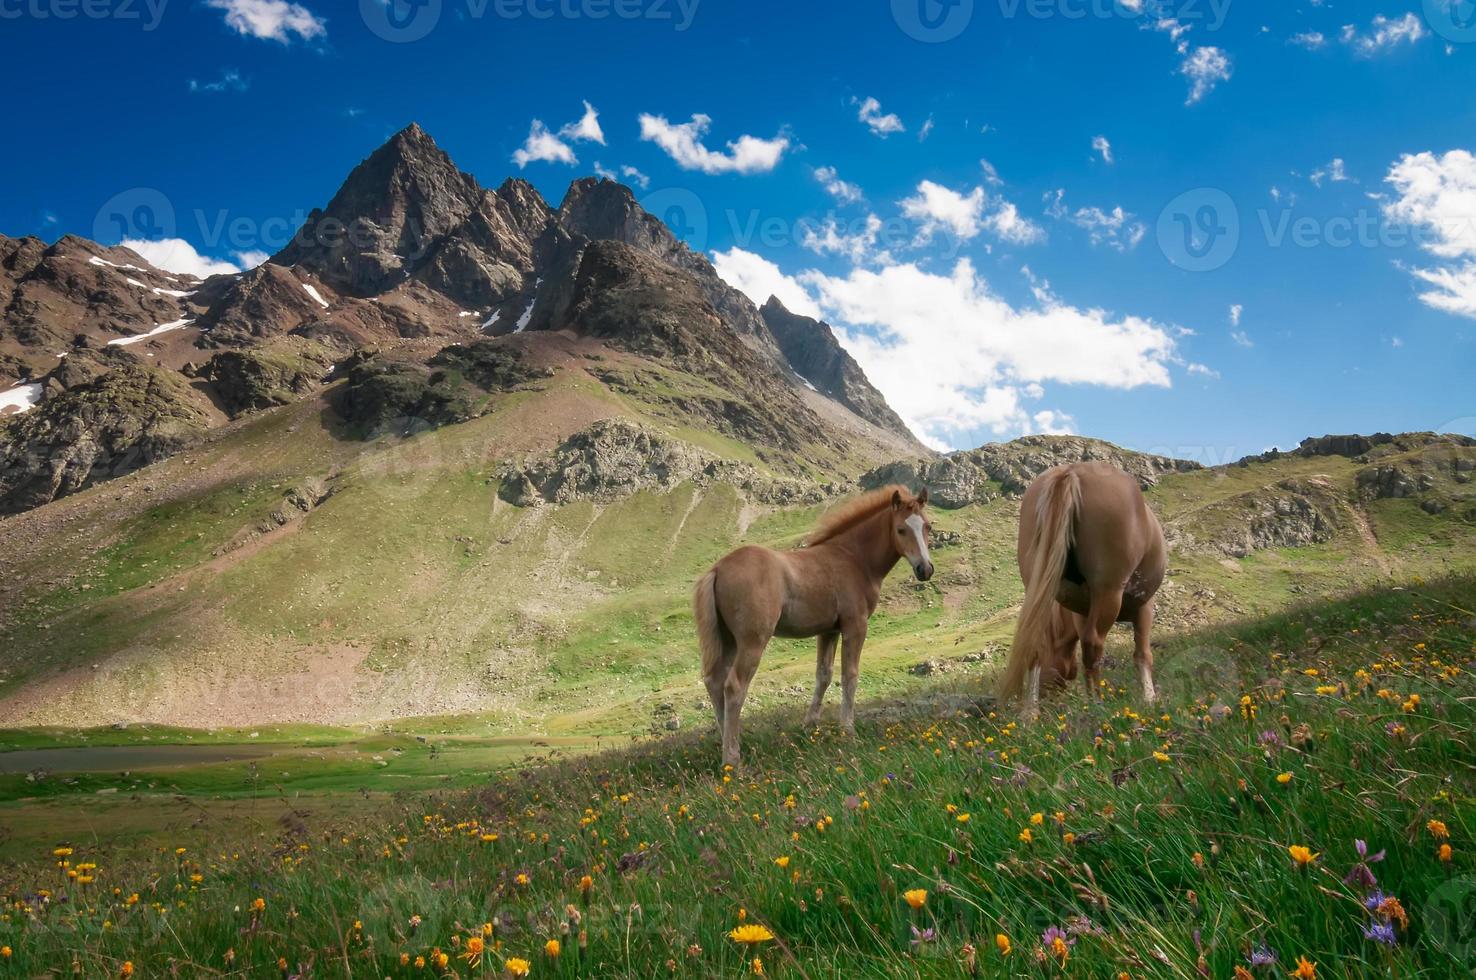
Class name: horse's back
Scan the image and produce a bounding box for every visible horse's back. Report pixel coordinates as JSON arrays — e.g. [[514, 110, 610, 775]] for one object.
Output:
[[1030, 462, 1165, 608], [709, 544, 791, 640]]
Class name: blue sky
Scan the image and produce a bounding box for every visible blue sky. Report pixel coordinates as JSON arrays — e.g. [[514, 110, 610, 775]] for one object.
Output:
[[3, 0, 1475, 460]]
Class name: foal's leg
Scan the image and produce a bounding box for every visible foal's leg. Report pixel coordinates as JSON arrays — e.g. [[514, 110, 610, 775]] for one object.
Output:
[[838, 623, 868, 736], [802, 632, 839, 728], [722, 638, 765, 769], [1132, 600, 1157, 704], [1080, 589, 1123, 700]]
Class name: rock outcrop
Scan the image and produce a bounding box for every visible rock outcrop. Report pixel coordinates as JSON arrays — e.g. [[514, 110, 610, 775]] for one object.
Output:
[[0, 365, 210, 513], [1166, 477, 1344, 558], [193, 339, 337, 418], [864, 435, 1201, 506], [336, 339, 549, 437], [499, 419, 835, 507]]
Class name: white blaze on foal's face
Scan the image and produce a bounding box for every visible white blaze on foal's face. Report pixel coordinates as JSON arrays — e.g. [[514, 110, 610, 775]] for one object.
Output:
[[905, 514, 931, 572], [897, 513, 932, 581]]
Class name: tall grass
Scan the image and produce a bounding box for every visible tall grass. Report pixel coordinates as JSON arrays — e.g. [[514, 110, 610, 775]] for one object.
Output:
[[1, 578, 1471, 978]]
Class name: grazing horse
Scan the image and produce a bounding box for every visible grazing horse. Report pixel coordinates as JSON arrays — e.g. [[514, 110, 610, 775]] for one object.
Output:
[[998, 462, 1166, 716], [694, 486, 934, 767]]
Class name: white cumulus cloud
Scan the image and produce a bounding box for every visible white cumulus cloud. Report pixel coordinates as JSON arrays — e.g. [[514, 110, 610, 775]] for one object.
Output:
[[206, 0, 325, 43], [1341, 13, 1427, 56], [814, 166, 863, 204], [1382, 148, 1476, 319], [710, 248, 821, 319], [1181, 46, 1232, 104], [900, 180, 1044, 247], [120, 238, 243, 278], [637, 113, 789, 175], [713, 249, 1181, 448], [855, 97, 905, 138], [1092, 135, 1113, 163], [512, 101, 606, 168]]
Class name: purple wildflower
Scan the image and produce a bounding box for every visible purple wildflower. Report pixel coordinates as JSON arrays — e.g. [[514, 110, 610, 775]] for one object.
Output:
[[1346, 840, 1385, 889], [1249, 944, 1278, 967], [1041, 925, 1077, 949], [1363, 921, 1398, 946], [909, 924, 936, 949]]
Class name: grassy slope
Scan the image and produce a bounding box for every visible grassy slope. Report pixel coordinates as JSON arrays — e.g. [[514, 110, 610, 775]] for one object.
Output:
[[2, 374, 1474, 739], [0, 577, 1470, 977]]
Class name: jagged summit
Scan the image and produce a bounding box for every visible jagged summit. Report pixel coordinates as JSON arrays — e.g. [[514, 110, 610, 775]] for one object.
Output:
[[759, 296, 913, 441], [271, 123, 488, 296]]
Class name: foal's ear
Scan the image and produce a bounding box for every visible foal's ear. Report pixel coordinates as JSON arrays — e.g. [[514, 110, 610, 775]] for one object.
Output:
[[891, 489, 903, 510], [917, 487, 929, 507]]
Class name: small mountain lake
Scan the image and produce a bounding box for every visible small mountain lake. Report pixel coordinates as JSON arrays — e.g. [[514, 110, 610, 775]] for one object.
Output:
[[0, 744, 282, 774]]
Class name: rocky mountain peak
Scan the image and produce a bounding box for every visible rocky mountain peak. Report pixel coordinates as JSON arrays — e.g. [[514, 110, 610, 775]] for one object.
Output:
[[759, 296, 917, 444], [271, 123, 485, 295], [557, 177, 661, 247]]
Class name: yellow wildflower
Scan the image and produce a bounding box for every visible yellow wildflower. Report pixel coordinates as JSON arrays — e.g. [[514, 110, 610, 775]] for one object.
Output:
[[902, 888, 928, 910], [729, 924, 775, 944], [1288, 845, 1318, 867]]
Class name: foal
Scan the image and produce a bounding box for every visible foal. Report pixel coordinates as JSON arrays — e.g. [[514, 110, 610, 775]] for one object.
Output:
[[998, 462, 1166, 717], [694, 486, 934, 767]]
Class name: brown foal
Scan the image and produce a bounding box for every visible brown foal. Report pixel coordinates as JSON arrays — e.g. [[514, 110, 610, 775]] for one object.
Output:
[[694, 486, 934, 767]]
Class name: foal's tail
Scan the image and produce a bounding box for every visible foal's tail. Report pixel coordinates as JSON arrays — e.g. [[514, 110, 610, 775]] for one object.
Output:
[[998, 466, 1083, 701], [694, 569, 726, 681]]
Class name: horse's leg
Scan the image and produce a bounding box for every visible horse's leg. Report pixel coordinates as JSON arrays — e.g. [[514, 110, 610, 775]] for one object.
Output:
[[1080, 589, 1123, 700], [802, 632, 838, 728], [704, 633, 735, 733], [1073, 610, 1101, 697], [838, 623, 867, 736], [722, 638, 765, 769], [1132, 600, 1158, 704]]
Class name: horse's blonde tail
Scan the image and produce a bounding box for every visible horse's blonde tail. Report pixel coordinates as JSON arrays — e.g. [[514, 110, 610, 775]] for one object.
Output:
[[999, 467, 1083, 701], [694, 569, 725, 681]]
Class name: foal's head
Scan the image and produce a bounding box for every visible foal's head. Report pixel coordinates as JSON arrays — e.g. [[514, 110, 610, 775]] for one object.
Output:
[[890, 487, 934, 581]]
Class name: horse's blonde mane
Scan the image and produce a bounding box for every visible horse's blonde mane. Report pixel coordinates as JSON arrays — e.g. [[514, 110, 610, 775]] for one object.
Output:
[[807, 484, 913, 546]]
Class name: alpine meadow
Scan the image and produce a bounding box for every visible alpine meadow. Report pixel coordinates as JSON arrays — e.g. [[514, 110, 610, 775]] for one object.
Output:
[[2, 2, 1475, 978]]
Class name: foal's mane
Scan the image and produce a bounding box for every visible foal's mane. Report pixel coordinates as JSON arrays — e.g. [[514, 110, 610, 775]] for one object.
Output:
[[806, 484, 913, 547]]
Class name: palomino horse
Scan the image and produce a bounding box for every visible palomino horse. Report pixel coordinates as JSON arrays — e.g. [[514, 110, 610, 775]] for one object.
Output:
[[998, 462, 1166, 716], [694, 486, 934, 767]]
